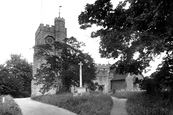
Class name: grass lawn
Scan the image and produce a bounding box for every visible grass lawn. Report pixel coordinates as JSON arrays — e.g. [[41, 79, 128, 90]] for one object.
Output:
[[110, 90, 143, 99], [126, 92, 173, 115], [0, 95, 22, 115], [31, 93, 113, 115]]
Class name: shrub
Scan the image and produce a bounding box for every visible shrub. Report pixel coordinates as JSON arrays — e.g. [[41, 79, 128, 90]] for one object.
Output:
[[0, 95, 23, 115], [126, 92, 173, 115], [140, 77, 161, 94], [32, 93, 113, 115]]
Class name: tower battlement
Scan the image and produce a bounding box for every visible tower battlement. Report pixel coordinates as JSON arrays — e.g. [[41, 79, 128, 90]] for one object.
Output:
[[35, 17, 67, 42], [54, 17, 65, 22], [35, 24, 55, 38], [95, 63, 111, 69]]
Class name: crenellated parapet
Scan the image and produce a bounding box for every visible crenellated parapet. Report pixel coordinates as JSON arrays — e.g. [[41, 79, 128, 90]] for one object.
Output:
[[35, 24, 55, 38], [95, 63, 111, 69], [95, 63, 111, 76], [54, 17, 67, 41], [54, 17, 65, 22], [34, 17, 67, 46]]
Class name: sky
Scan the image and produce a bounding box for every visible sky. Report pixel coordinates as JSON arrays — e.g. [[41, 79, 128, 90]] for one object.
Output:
[[0, 0, 122, 65], [0, 0, 163, 76]]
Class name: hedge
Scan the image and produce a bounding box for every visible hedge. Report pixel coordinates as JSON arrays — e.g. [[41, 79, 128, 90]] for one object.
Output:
[[32, 93, 113, 115]]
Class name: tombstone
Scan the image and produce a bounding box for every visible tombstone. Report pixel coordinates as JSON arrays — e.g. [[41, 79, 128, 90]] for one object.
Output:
[[126, 73, 144, 91], [126, 73, 135, 91]]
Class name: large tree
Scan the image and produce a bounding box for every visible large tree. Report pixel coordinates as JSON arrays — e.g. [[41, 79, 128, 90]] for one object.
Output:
[[78, 0, 173, 92], [34, 37, 96, 94], [0, 54, 32, 97]]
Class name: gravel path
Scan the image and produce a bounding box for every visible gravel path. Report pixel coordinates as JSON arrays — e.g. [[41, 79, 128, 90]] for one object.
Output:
[[14, 98, 77, 115], [111, 97, 128, 115]]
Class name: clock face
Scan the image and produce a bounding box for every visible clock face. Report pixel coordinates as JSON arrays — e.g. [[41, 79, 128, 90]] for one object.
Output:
[[45, 36, 54, 44]]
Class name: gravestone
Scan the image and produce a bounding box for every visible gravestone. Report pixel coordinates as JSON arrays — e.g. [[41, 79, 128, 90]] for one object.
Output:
[[125, 73, 144, 91], [126, 73, 134, 91]]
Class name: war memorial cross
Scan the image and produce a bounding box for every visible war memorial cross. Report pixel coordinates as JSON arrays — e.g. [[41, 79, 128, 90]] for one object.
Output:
[[78, 62, 83, 87]]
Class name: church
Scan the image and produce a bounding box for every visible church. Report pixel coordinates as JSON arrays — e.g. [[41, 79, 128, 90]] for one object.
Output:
[[31, 15, 143, 96]]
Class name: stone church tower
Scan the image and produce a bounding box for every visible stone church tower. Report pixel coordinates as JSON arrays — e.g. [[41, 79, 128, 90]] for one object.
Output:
[[31, 17, 67, 96]]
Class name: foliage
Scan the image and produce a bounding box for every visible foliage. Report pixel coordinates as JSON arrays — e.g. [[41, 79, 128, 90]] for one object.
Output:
[[34, 37, 96, 94], [78, 0, 173, 92], [140, 54, 173, 93], [31, 93, 113, 115], [140, 77, 158, 93], [126, 92, 173, 115], [0, 95, 23, 115], [0, 54, 32, 97]]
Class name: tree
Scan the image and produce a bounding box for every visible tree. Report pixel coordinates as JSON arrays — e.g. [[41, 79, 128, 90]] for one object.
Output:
[[34, 37, 96, 94], [140, 55, 173, 93], [0, 54, 32, 97], [78, 0, 173, 92], [0, 65, 20, 97]]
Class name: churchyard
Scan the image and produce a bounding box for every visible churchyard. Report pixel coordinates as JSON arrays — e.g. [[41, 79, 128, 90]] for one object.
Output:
[[1, 0, 173, 114]]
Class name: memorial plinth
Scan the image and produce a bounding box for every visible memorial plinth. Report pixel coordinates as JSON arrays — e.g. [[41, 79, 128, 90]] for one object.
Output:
[[76, 87, 86, 94]]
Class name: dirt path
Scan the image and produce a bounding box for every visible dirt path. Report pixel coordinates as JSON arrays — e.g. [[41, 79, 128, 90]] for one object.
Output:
[[14, 98, 76, 115], [111, 97, 128, 115]]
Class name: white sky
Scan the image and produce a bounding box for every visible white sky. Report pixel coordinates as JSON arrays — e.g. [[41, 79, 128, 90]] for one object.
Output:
[[0, 0, 163, 76], [0, 0, 123, 65]]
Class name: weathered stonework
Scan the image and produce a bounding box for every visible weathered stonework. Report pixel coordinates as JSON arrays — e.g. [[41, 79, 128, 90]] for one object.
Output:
[[31, 17, 67, 97], [125, 73, 143, 91], [95, 64, 144, 93], [94, 64, 112, 93]]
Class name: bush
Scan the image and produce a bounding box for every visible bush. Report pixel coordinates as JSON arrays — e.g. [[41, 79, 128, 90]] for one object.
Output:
[[140, 77, 161, 94], [32, 93, 113, 115], [126, 92, 173, 115], [0, 95, 23, 115]]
